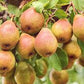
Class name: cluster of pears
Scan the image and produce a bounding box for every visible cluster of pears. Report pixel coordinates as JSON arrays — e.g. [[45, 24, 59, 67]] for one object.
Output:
[[0, 6, 84, 84]]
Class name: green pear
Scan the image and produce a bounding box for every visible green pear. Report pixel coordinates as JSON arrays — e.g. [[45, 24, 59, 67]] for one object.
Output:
[[52, 19, 72, 43], [17, 33, 35, 59], [14, 62, 36, 84], [2, 76, 16, 84], [20, 7, 44, 35], [2, 67, 16, 84], [0, 20, 19, 50], [64, 56, 76, 69], [49, 69, 68, 84], [79, 56, 84, 66], [34, 59, 48, 78], [34, 28, 58, 57], [73, 14, 84, 41], [63, 40, 81, 59], [0, 50, 15, 76]]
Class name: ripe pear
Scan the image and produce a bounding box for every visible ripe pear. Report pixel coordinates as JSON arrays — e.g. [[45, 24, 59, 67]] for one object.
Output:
[[0, 20, 19, 50], [52, 19, 72, 43], [49, 69, 68, 84], [0, 50, 15, 76], [64, 57, 76, 69], [73, 14, 84, 41], [63, 40, 81, 59], [34, 28, 58, 57], [35, 59, 48, 78], [20, 7, 44, 35], [17, 33, 35, 59], [14, 62, 36, 84]]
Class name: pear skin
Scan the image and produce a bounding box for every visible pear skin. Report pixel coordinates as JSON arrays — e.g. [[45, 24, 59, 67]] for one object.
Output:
[[14, 62, 36, 84], [64, 57, 76, 69], [79, 56, 84, 66], [34, 28, 58, 57], [73, 14, 84, 41], [0, 51, 15, 76], [49, 69, 68, 84], [2, 76, 16, 84], [63, 40, 81, 59], [0, 20, 19, 50], [17, 33, 35, 59], [52, 19, 72, 43], [35, 59, 48, 78], [20, 7, 44, 35]]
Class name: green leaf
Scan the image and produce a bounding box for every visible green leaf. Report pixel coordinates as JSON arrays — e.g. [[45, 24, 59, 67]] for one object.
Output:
[[77, 39, 84, 56], [55, 9, 67, 18], [0, 20, 2, 25], [56, 47, 68, 68], [68, 7, 75, 24], [73, 0, 84, 11], [32, 1, 44, 13], [46, 0, 59, 9], [21, 0, 34, 12], [34, 77, 42, 84], [57, 0, 70, 6], [0, 5, 7, 12], [48, 53, 62, 70], [38, 0, 50, 7], [7, 5, 21, 16]]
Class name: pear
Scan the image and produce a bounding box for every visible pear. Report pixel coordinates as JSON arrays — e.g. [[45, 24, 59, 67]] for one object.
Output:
[[0, 20, 19, 50], [64, 57, 76, 69], [35, 59, 48, 78], [0, 50, 15, 76], [2, 76, 16, 84], [2, 67, 16, 84], [63, 40, 81, 59], [79, 56, 84, 66], [73, 14, 84, 41], [20, 7, 44, 35], [49, 69, 68, 84], [17, 33, 35, 59], [52, 19, 72, 43], [34, 28, 58, 57], [14, 62, 36, 84]]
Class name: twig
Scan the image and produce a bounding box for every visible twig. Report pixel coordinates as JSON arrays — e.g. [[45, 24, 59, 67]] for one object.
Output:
[[19, 0, 31, 9], [71, 1, 77, 14], [66, 1, 77, 14], [45, 9, 57, 28], [66, 2, 72, 13]]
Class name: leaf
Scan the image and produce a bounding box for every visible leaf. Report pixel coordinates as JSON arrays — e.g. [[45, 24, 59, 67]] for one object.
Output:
[[48, 53, 62, 70], [57, 0, 70, 6], [73, 0, 84, 11], [32, 1, 44, 13], [38, 0, 50, 7], [56, 47, 68, 68], [77, 39, 84, 56], [0, 20, 2, 25], [7, 5, 21, 16], [55, 9, 67, 18], [68, 7, 75, 24], [46, 0, 59, 9], [21, 0, 34, 12], [34, 77, 42, 84], [0, 5, 7, 12]]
